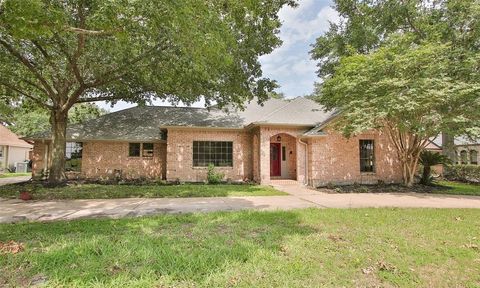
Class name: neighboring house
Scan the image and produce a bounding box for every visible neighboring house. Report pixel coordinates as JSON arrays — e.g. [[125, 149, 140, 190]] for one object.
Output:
[[454, 137, 479, 165], [431, 136, 479, 165], [26, 98, 403, 186], [0, 124, 33, 172]]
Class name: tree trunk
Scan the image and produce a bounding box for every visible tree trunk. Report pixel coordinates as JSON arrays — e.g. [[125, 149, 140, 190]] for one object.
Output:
[[442, 133, 456, 163], [48, 110, 68, 183], [421, 165, 431, 185]]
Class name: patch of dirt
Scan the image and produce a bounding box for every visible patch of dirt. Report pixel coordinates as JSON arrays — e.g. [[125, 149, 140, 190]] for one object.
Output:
[[0, 240, 24, 254], [317, 183, 452, 194]]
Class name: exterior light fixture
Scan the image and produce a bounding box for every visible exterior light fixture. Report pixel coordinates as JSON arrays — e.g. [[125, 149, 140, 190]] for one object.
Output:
[[276, 135, 282, 142]]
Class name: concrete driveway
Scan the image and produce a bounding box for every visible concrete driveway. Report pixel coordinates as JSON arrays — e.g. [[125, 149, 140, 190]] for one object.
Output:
[[0, 176, 31, 186], [1, 180, 479, 223]]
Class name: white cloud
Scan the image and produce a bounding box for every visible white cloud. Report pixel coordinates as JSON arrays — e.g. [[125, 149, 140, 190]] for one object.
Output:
[[259, 1, 339, 97]]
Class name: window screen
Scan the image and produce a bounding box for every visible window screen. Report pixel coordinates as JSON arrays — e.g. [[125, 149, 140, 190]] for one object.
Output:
[[359, 140, 375, 172], [193, 141, 233, 167]]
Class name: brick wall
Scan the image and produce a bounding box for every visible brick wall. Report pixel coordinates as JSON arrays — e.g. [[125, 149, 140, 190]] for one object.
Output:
[[32, 141, 49, 178], [30, 126, 403, 185], [82, 141, 166, 179], [307, 129, 403, 186], [166, 129, 253, 182]]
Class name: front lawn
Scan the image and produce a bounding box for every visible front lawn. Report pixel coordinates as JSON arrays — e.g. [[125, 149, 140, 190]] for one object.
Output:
[[435, 181, 480, 196], [0, 173, 31, 178], [0, 183, 286, 200], [1, 209, 479, 287]]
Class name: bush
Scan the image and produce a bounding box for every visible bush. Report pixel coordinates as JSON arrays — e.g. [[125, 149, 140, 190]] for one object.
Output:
[[444, 165, 480, 183], [207, 164, 225, 184]]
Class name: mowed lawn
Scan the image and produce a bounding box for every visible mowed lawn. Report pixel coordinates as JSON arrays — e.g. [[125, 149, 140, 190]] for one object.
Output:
[[0, 184, 286, 200], [436, 181, 480, 196], [1, 209, 479, 287]]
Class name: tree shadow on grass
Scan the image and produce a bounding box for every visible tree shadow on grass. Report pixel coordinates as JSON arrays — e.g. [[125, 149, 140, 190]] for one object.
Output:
[[0, 210, 316, 286]]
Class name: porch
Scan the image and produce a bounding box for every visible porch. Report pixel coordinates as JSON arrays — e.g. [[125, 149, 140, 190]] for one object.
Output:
[[252, 127, 307, 185]]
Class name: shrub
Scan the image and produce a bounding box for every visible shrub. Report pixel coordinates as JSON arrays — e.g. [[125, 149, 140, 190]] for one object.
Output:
[[207, 164, 225, 184], [444, 165, 480, 183], [419, 151, 451, 185]]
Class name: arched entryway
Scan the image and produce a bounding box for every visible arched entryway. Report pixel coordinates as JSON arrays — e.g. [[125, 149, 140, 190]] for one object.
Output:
[[270, 133, 297, 179]]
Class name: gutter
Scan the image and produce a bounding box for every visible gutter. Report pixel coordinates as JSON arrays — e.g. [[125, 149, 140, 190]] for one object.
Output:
[[298, 138, 308, 186]]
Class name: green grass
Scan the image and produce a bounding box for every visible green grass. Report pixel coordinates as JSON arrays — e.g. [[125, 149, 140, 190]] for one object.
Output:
[[0, 183, 286, 200], [435, 181, 480, 196], [1, 209, 479, 287], [0, 173, 31, 178]]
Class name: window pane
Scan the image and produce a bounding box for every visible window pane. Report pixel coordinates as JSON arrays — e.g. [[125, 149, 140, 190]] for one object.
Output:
[[193, 141, 233, 167], [129, 143, 141, 157], [65, 142, 83, 171], [142, 143, 154, 157], [359, 140, 375, 172]]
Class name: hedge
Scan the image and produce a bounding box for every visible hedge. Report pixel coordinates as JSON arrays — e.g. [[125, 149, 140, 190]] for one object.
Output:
[[444, 165, 480, 183]]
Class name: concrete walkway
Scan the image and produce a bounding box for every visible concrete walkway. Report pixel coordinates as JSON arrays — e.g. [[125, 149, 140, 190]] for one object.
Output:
[[1, 180, 479, 223], [270, 180, 480, 209], [0, 176, 31, 186], [0, 196, 314, 223]]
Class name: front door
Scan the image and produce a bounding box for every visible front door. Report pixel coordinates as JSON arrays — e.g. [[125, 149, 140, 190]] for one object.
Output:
[[270, 143, 281, 176]]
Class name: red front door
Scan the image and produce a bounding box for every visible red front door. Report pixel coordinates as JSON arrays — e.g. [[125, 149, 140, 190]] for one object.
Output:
[[270, 143, 281, 176]]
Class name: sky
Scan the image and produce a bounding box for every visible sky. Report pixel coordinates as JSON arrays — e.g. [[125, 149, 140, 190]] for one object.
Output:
[[98, 0, 337, 112]]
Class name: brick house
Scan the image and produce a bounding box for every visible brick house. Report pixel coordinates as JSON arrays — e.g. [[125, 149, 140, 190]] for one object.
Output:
[[27, 97, 403, 186]]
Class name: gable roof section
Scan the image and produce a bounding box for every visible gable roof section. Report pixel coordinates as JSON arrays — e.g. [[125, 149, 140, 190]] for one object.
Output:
[[0, 125, 33, 148], [26, 98, 338, 141]]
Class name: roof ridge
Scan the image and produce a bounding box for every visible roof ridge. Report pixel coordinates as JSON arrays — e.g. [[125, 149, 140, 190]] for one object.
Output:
[[257, 97, 311, 122], [255, 98, 292, 122]]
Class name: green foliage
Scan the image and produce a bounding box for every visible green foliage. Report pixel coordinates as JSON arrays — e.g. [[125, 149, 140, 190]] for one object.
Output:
[[312, 0, 480, 138], [6, 103, 106, 137], [445, 165, 480, 183], [321, 37, 480, 138], [0, 0, 296, 109], [419, 150, 451, 185], [207, 164, 225, 184]]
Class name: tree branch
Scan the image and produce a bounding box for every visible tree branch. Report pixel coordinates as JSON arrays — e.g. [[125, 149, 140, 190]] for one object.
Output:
[[65, 27, 122, 36], [0, 38, 56, 97], [0, 81, 53, 110], [76, 95, 120, 103]]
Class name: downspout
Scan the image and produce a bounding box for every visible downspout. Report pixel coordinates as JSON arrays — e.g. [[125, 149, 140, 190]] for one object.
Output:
[[299, 138, 308, 186]]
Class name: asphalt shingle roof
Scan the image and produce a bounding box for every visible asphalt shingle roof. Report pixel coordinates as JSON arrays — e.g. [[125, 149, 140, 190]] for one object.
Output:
[[26, 97, 337, 141], [0, 125, 33, 148]]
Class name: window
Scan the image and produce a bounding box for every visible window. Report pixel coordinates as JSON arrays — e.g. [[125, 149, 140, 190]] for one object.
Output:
[[142, 143, 154, 157], [282, 146, 286, 161], [359, 140, 375, 172], [470, 150, 478, 165], [460, 150, 468, 164], [65, 142, 82, 171], [0, 146, 3, 158], [129, 143, 154, 157], [129, 143, 141, 157], [193, 141, 233, 167]]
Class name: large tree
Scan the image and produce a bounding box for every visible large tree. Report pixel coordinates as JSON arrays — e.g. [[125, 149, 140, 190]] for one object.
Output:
[[311, 0, 480, 185], [311, 0, 480, 162], [319, 36, 479, 186], [0, 0, 296, 183]]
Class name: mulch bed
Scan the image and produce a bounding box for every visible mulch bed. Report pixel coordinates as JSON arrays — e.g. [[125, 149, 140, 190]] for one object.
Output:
[[317, 183, 452, 193]]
